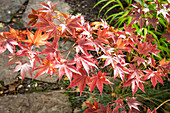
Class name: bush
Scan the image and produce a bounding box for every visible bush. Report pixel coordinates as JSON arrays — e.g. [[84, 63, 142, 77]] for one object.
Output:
[[0, 0, 169, 112]]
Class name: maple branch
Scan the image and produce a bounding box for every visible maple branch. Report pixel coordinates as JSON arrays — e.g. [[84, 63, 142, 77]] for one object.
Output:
[[65, 42, 76, 59]]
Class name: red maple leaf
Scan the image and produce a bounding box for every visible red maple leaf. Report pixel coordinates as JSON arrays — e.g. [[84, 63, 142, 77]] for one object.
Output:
[[135, 41, 150, 56], [34, 59, 58, 79], [132, 56, 146, 66], [12, 61, 32, 81], [33, 15, 60, 41], [90, 71, 113, 95], [157, 57, 170, 77], [74, 37, 95, 55], [122, 65, 146, 95], [124, 24, 136, 34], [16, 44, 41, 70], [83, 100, 99, 113], [128, 11, 144, 29], [96, 27, 113, 45], [74, 54, 98, 75], [146, 34, 155, 42], [112, 96, 125, 113], [67, 68, 90, 95], [60, 14, 83, 36], [161, 27, 170, 42], [126, 96, 141, 112], [27, 8, 45, 26], [54, 59, 81, 81], [143, 68, 164, 88], [22, 28, 50, 47], [38, 0, 58, 13], [0, 32, 18, 54], [146, 17, 159, 30], [98, 53, 126, 68], [96, 104, 112, 113], [6, 26, 26, 42], [41, 41, 61, 59], [113, 63, 129, 82]]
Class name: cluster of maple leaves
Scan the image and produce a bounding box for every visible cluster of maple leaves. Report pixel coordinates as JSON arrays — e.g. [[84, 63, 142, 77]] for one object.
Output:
[[0, 0, 169, 112]]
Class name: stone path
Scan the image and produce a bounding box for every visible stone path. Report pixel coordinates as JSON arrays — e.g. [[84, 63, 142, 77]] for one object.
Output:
[[0, 0, 73, 112], [0, 90, 72, 113]]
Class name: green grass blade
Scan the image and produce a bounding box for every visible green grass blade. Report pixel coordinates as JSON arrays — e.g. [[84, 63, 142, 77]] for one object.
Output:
[[103, 4, 120, 18], [116, 0, 124, 10], [106, 11, 124, 20], [98, 1, 114, 18], [93, 0, 108, 9]]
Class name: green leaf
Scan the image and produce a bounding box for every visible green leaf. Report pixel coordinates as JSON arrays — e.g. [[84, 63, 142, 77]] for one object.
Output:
[[116, 0, 124, 10], [103, 4, 120, 18], [93, 0, 108, 9], [98, 1, 114, 18]]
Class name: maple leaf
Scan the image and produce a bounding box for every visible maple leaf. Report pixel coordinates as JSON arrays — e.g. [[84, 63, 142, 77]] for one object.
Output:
[[74, 37, 95, 55], [33, 15, 60, 41], [22, 28, 50, 47], [126, 96, 141, 112], [143, 68, 164, 88], [113, 63, 129, 82], [96, 104, 112, 113], [16, 44, 41, 70], [146, 17, 159, 30], [67, 69, 90, 95], [0, 32, 18, 54], [34, 59, 58, 79], [83, 100, 99, 113], [41, 41, 61, 59], [54, 59, 81, 81], [134, 41, 150, 56], [161, 27, 170, 42], [98, 53, 126, 68], [128, 11, 144, 28], [74, 54, 98, 75], [27, 8, 46, 26], [124, 24, 136, 34], [147, 57, 156, 67], [149, 43, 161, 57], [38, 0, 58, 13], [6, 54, 22, 67], [122, 65, 146, 95], [12, 61, 32, 81], [146, 34, 155, 42], [60, 14, 83, 36], [96, 27, 113, 45], [90, 19, 109, 30], [157, 57, 170, 77], [132, 56, 146, 66], [90, 71, 113, 95], [6, 26, 26, 42], [98, 50, 129, 82], [112, 96, 125, 113], [114, 38, 127, 50]]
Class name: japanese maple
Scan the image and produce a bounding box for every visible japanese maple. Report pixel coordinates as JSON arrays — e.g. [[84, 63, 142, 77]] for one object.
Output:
[[0, 0, 169, 112]]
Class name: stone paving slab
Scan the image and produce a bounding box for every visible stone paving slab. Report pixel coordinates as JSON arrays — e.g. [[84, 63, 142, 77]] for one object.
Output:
[[0, 90, 72, 113], [0, 0, 27, 23], [21, 0, 71, 27], [0, 53, 17, 85]]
